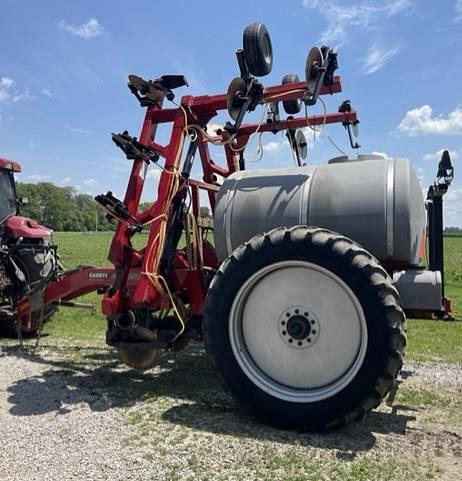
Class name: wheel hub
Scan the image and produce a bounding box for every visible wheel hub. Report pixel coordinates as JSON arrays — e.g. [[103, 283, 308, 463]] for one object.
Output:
[[278, 306, 320, 349], [230, 260, 367, 399], [287, 315, 310, 339]]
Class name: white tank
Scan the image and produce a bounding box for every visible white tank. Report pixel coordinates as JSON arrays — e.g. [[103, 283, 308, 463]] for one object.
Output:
[[214, 155, 426, 264]]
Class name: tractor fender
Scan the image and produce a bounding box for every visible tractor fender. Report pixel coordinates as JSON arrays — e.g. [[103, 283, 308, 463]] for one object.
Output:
[[4, 216, 52, 239]]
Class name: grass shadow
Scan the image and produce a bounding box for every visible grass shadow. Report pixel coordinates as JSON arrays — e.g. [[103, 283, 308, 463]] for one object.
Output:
[[2, 342, 415, 456]]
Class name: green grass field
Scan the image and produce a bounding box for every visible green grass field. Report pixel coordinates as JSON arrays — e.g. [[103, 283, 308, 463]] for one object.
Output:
[[45, 232, 462, 362]]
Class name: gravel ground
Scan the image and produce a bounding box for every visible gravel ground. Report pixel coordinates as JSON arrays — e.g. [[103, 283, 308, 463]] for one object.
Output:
[[0, 346, 157, 481], [401, 361, 462, 386], [0, 342, 461, 481]]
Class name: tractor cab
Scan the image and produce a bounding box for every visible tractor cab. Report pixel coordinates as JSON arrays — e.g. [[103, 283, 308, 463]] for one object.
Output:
[[0, 156, 52, 240], [0, 157, 21, 226]]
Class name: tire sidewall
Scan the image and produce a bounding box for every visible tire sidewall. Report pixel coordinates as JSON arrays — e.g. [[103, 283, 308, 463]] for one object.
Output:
[[204, 230, 393, 429]]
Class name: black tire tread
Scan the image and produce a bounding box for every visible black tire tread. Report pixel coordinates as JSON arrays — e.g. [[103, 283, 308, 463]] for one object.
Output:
[[204, 226, 406, 431], [282, 74, 302, 114], [243, 23, 273, 77]]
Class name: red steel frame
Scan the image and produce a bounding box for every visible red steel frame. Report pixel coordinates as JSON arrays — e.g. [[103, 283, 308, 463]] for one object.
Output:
[[100, 76, 358, 319], [17, 267, 142, 332], [13, 76, 357, 332]]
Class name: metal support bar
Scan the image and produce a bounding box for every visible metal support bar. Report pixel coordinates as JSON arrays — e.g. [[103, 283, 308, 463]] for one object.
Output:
[[427, 193, 445, 298]]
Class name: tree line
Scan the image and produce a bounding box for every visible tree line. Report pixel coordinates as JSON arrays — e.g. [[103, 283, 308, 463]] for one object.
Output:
[[16, 182, 115, 231], [15, 182, 213, 232]]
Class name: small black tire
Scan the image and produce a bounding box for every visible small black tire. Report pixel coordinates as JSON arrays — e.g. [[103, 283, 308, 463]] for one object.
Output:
[[243, 23, 273, 77], [282, 74, 302, 114], [204, 226, 406, 431]]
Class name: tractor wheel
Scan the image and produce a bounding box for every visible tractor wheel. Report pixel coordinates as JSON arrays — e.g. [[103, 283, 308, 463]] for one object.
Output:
[[243, 23, 273, 77], [204, 226, 406, 430], [282, 74, 302, 114], [12, 243, 58, 334]]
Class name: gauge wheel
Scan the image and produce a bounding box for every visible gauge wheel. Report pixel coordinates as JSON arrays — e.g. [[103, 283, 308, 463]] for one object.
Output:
[[282, 74, 302, 114], [243, 23, 273, 77]]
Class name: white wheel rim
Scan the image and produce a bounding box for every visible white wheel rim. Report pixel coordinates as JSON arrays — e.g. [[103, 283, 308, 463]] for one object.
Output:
[[229, 261, 368, 403]]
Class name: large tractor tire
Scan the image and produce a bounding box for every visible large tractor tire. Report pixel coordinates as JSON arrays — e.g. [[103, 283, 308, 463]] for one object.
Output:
[[204, 226, 406, 430], [9, 242, 57, 334]]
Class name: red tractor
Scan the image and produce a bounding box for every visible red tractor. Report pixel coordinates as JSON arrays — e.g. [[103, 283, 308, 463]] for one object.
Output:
[[9, 23, 454, 430], [0, 156, 58, 334], [0, 157, 139, 335]]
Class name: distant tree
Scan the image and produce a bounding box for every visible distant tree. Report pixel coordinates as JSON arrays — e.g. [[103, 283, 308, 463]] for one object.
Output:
[[138, 201, 152, 213], [15, 182, 215, 231], [200, 206, 211, 218], [444, 226, 462, 236], [16, 182, 114, 232]]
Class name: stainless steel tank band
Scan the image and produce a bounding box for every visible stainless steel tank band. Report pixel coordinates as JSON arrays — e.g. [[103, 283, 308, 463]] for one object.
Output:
[[300, 170, 313, 225], [224, 185, 235, 256], [386, 159, 395, 258]]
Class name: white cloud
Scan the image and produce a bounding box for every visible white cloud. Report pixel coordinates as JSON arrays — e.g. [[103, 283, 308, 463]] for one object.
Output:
[[397, 105, 462, 136], [61, 176, 72, 184], [264, 129, 318, 157], [28, 174, 51, 182], [423, 148, 459, 161], [146, 168, 161, 181], [64, 124, 92, 134], [0, 77, 15, 102], [360, 43, 400, 74], [371, 150, 390, 158], [206, 123, 223, 135], [12, 88, 34, 102], [0, 78, 34, 103], [264, 140, 288, 154], [445, 187, 462, 226], [59, 18, 103, 39], [456, 0, 462, 21], [302, 0, 413, 46], [41, 88, 52, 97], [446, 187, 462, 202], [83, 178, 98, 187], [0, 77, 14, 88]]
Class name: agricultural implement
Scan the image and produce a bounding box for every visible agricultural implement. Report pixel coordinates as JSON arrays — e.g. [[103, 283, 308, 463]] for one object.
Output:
[[4, 23, 455, 430]]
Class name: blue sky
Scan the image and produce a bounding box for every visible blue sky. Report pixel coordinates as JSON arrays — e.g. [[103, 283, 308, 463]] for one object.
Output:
[[0, 0, 461, 225]]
